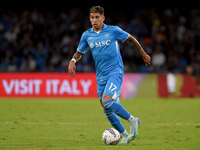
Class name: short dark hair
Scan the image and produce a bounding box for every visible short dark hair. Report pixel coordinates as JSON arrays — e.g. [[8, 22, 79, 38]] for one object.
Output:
[[89, 6, 104, 15]]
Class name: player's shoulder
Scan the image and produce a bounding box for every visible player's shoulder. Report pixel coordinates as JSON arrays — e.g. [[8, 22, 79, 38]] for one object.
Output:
[[106, 24, 120, 30], [80, 28, 92, 39], [83, 29, 90, 35], [105, 25, 123, 33]]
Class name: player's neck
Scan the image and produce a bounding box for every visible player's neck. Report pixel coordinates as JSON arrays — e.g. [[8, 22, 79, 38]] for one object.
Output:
[[94, 30, 101, 34]]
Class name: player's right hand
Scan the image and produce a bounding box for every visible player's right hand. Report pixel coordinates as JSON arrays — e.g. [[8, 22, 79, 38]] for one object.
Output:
[[68, 61, 76, 77]]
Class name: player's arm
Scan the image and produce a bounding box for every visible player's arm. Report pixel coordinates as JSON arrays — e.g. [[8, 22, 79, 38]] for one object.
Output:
[[68, 51, 83, 77], [126, 35, 151, 66]]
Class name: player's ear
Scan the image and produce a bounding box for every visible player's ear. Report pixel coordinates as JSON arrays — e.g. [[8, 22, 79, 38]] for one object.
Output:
[[102, 15, 105, 21]]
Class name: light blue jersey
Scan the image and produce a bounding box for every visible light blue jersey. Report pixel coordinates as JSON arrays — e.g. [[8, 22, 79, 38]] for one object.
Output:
[[77, 23, 129, 80]]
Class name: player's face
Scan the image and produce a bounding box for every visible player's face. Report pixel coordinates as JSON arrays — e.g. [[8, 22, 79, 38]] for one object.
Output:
[[90, 13, 105, 31]]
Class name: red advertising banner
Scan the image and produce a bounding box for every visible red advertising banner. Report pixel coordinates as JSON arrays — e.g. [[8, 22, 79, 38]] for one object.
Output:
[[158, 73, 200, 97], [1, 73, 199, 98], [0, 73, 98, 98]]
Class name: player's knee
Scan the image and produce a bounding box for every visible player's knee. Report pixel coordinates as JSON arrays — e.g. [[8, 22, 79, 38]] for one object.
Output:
[[102, 94, 112, 103], [100, 100, 109, 110], [102, 100, 113, 109], [102, 94, 113, 109]]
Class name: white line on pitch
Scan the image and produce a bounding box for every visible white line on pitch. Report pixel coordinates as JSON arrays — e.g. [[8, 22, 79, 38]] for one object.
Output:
[[0, 122, 200, 126]]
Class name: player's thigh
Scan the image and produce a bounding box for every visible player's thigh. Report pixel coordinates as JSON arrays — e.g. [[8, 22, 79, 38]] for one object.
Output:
[[97, 81, 106, 101], [103, 74, 123, 101]]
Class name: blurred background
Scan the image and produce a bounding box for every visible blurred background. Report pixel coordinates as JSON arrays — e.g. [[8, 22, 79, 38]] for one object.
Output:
[[0, 0, 200, 75]]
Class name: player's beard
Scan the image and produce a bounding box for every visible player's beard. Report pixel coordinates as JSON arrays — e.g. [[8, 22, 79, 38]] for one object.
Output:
[[93, 23, 103, 31], [93, 24, 99, 29]]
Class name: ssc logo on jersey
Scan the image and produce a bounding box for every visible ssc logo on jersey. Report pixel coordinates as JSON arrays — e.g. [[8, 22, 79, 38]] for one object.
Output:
[[105, 34, 110, 37], [90, 43, 94, 48]]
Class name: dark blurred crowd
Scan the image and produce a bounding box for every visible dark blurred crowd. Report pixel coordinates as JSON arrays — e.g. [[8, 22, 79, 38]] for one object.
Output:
[[0, 7, 200, 74]]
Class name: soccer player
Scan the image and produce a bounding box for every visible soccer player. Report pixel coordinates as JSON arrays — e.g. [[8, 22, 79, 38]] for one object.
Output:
[[68, 6, 151, 144]]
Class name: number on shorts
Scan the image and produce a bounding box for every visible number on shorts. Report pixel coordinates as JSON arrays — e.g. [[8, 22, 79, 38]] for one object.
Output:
[[109, 83, 117, 91]]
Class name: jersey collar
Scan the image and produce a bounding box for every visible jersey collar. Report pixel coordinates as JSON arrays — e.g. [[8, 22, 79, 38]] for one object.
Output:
[[90, 23, 107, 33]]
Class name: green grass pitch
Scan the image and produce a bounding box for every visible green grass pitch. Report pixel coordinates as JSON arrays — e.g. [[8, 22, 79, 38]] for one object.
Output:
[[0, 97, 200, 150]]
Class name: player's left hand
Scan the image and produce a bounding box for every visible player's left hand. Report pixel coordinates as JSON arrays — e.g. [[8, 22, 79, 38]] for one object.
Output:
[[142, 53, 151, 66]]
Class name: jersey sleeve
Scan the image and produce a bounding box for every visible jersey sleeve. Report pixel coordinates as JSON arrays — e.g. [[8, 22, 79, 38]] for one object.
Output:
[[114, 26, 130, 43], [77, 32, 89, 53]]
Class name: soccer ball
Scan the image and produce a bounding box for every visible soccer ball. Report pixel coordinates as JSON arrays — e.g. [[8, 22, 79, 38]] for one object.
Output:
[[102, 128, 120, 145]]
